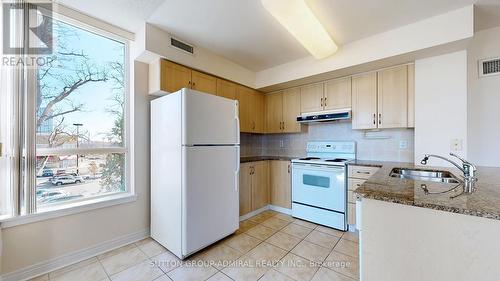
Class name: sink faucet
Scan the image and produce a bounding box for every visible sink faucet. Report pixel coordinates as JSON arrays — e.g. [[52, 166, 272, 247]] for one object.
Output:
[[421, 153, 477, 193]]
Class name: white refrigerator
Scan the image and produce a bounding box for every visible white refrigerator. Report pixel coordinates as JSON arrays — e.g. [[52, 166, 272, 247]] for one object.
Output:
[[151, 88, 240, 259]]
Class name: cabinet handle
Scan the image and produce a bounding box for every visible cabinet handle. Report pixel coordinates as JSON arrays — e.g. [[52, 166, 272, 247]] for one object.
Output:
[[373, 114, 376, 125], [252, 121, 255, 130], [378, 113, 382, 125], [192, 81, 196, 88], [324, 97, 327, 107], [356, 171, 370, 174], [288, 164, 291, 174], [320, 97, 324, 107]]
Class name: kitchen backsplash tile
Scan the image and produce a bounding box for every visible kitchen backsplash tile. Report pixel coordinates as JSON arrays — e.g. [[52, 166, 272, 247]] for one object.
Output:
[[241, 122, 414, 162]]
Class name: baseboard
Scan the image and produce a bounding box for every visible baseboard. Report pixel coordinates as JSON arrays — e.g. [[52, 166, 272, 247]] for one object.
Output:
[[2, 228, 150, 281], [269, 205, 292, 215], [239, 205, 270, 221]]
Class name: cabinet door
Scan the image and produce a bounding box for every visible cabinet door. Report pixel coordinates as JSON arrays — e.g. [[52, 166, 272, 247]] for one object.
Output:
[[191, 70, 217, 95], [377, 65, 408, 128], [252, 161, 269, 211], [265, 92, 283, 133], [324, 77, 351, 110], [161, 60, 192, 93], [300, 83, 324, 113], [282, 88, 301, 133], [239, 163, 252, 216], [352, 72, 378, 129], [407, 64, 415, 128], [236, 86, 253, 132], [216, 79, 237, 100], [270, 160, 291, 209], [252, 91, 265, 133]]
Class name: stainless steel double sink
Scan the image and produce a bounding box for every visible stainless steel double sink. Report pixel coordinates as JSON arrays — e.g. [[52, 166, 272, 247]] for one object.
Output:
[[390, 168, 461, 184]]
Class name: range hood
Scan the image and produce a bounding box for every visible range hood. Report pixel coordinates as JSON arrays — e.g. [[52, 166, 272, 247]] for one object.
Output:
[[296, 108, 351, 123]]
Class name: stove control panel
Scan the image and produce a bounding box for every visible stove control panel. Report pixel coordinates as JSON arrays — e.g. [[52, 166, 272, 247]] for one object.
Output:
[[306, 141, 356, 154]]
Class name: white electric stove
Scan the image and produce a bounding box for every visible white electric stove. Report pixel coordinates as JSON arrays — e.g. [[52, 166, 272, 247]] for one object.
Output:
[[291, 141, 356, 231]]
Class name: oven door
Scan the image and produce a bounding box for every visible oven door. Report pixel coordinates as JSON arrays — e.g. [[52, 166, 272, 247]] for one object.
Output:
[[292, 163, 346, 213]]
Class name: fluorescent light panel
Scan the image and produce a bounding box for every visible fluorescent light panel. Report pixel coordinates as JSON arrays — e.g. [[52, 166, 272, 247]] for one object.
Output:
[[261, 0, 338, 59]]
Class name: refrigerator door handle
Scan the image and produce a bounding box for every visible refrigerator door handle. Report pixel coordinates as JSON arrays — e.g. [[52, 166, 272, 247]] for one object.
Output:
[[235, 101, 240, 144], [235, 146, 240, 191]]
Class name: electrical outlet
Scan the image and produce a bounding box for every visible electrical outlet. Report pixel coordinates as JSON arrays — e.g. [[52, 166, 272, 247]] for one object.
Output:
[[451, 139, 463, 151], [399, 140, 408, 150], [280, 139, 284, 148]]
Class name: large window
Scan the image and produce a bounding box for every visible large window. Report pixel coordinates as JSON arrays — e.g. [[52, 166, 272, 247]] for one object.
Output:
[[1, 4, 131, 218]]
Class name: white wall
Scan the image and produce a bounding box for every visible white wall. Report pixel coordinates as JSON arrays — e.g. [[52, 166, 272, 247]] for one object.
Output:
[[414, 51, 468, 166], [467, 26, 500, 167], [0, 61, 152, 275]]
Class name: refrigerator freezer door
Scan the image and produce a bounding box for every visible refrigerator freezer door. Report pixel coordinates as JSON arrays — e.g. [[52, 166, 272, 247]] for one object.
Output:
[[182, 145, 239, 257], [182, 89, 239, 145]]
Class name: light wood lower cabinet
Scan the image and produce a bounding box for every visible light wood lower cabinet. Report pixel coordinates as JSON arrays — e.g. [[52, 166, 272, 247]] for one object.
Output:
[[239, 161, 269, 216], [347, 165, 380, 225], [269, 160, 291, 209]]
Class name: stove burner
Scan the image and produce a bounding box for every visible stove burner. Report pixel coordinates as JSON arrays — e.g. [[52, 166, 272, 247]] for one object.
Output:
[[299, 157, 321, 160], [325, 158, 348, 162]]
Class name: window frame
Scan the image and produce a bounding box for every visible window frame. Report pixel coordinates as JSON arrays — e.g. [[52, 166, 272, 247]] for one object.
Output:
[[3, 7, 135, 221]]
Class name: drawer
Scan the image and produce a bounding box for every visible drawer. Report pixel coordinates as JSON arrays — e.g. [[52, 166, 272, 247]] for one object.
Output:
[[349, 165, 380, 179], [348, 178, 366, 191], [348, 203, 356, 225], [348, 190, 356, 204]]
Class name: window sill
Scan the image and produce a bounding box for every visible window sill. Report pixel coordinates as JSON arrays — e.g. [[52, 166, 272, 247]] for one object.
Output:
[[0, 193, 137, 229]]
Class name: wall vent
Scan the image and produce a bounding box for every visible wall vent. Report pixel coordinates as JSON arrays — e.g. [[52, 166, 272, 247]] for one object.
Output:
[[479, 57, 500, 77], [170, 37, 194, 55]]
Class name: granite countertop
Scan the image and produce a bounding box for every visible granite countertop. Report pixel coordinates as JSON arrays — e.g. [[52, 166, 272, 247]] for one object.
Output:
[[354, 162, 500, 220], [240, 155, 297, 163]]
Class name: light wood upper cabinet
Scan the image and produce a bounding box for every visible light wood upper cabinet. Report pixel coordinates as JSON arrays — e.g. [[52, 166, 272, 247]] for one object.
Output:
[[252, 161, 269, 211], [191, 70, 217, 95], [216, 79, 237, 100], [407, 64, 415, 128], [155, 60, 191, 94], [282, 88, 301, 133], [377, 65, 408, 128], [237, 86, 265, 133], [352, 72, 378, 130], [270, 160, 291, 209], [265, 92, 283, 133], [324, 77, 352, 110], [300, 83, 324, 113], [239, 163, 252, 216]]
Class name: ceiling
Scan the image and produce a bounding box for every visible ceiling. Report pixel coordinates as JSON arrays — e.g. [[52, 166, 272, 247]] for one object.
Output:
[[58, 0, 500, 72]]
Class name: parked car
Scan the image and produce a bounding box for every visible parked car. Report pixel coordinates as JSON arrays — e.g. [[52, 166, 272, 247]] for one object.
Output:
[[41, 169, 54, 177], [55, 169, 66, 176], [37, 191, 66, 201], [50, 175, 85, 186]]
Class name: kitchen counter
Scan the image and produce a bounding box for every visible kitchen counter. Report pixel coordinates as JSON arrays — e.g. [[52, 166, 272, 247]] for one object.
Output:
[[240, 155, 296, 163], [347, 159, 385, 167], [354, 162, 500, 220]]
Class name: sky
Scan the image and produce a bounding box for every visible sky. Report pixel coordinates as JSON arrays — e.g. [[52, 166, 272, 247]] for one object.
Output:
[[38, 17, 125, 146]]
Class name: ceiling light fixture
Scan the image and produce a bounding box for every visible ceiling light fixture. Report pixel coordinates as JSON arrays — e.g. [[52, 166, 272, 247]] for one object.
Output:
[[261, 0, 338, 59]]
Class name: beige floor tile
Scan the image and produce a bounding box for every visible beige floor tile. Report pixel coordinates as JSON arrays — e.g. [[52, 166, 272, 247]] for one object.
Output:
[[280, 223, 313, 239], [245, 225, 277, 240], [248, 214, 270, 224], [315, 226, 344, 238], [98, 244, 137, 260], [260, 217, 290, 230], [324, 251, 359, 280], [293, 219, 317, 229], [259, 269, 295, 281], [246, 242, 287, 262], [153, 275, 172, 281], [110, 259, 164, 281], [136, 238, 167, 258], [167, 265, 218, 281], [265, 231, 301, 251], [100, 245, 148, 275], [305, 230, 341, 249], [291, 240, 331, 262], [235, 220, 258, 235], [206, 272, 233, 281], [311, 267, 356, 281], [28, 274, 49, 281], [50, 261, 107, 281], [222, 256, 269, 281], [341, 231, 359, 243], [194, 243, 242, 269], [273, 213, 295, 222], [333, 239, 358, 258], [49, 257, 99, 278], [151, 251, 181, 273], [276, 253, 320, 281], [223, 233, 262, 254], [261, 210, 278, 217]]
